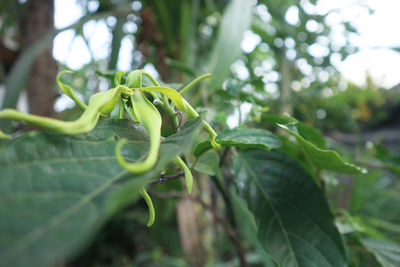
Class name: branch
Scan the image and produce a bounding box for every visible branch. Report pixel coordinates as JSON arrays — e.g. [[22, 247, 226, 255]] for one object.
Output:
[[151, 190, 248, 267], [196, 197, 249, 267], [151, 170, 184, 184]]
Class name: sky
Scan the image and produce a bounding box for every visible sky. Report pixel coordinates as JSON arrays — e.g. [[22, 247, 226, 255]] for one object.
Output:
[[53, 0, 400, 89], [329, 0, 400, 88]]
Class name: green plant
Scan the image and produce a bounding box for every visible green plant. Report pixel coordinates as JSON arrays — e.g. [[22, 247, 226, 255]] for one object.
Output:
[[0, 67, 378, 267], [1, 1, 399, 266], [0, 69, 220, 227]]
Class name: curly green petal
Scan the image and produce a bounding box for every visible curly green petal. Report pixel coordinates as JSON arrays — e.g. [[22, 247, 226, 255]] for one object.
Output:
[[140, 187, 155, 227], [56, 70, 88, 110], [114, 71, 126, 86], [139, 86, 186, 112], [99, 85, 133, 115], [0, 88, 123, 134], [174, 156, 193, 193], [126, 70, 143, 88], [115, 90, 162, 173]]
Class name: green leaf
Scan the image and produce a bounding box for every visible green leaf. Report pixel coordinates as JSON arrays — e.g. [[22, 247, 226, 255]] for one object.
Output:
[[361, 238, 400, 267], [0, 118, 202, 267], [261, 113, 298, 125], [194, 150, 220, 176], [217, 127, 281, 149], [230, 189, 276, 266], [296, 122, 327, 150], [140, 86, 186, 112], [194, 127, 281, 157], [207, 0, 252, 90], [278, 123, 365, 174], [232, 150, 347, 266]]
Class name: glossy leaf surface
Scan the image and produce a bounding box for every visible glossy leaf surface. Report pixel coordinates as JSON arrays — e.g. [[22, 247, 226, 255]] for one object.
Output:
[[361, 238, 400, 267], [232, 150, 347, 266], [278, 123, 364, 174], [0, 118, 202, 267], [194, 127, 281, 157]]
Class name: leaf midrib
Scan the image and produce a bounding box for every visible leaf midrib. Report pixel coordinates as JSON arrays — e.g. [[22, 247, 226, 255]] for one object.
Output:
[[238, 153, 300, 267], [1, 168, 129, 262], [282, 125, 362, 173]]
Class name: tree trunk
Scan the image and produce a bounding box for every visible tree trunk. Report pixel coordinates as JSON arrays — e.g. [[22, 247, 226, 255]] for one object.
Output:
[[20, 0, 57, 118]]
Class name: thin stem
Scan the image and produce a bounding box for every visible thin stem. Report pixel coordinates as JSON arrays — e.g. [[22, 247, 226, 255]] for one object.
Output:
[[151, 170, 185, 184], [196, 196, 248, 267], [141, 71, 161, 101], [162, 94, 179, 130], [143, 71, 160, 86], [210, 148, 238, 232], [151, 191, 248, 266], [142, 71, 179, 130], [210, 176, 235, 223], [179, 73, 211, 95]]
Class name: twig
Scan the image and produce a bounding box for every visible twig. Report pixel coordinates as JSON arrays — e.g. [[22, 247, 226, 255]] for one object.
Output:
[[196, 197, 248, 267], [151, 170, 184, 184], [210, 176, 235, 225], [151, 190, 248, 267], [214, 148, 237, 227], [215, 148, 248, 266]]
